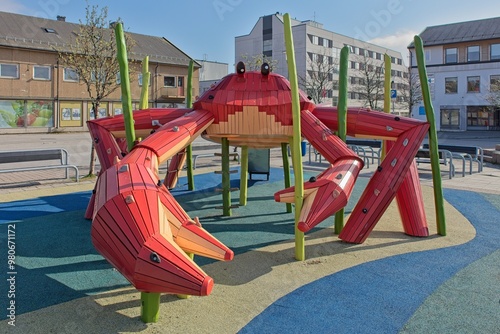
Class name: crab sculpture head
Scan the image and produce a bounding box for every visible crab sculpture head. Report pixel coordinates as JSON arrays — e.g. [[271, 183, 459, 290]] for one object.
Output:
[[194, 62, 314, 148]]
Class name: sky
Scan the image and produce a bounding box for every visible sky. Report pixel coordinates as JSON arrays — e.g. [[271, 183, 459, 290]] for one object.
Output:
[[3, 0, 500, 66]]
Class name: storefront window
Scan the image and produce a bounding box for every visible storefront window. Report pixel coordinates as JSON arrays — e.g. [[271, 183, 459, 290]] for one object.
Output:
[[60, 101, 82, 127], [0, 100, 53, 128], [89, 102, 108, 119]]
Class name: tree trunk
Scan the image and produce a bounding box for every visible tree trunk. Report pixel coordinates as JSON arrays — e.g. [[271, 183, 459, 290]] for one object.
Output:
[[88, 101, 99, 176]]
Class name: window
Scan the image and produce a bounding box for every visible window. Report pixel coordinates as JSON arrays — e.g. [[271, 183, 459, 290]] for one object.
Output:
[[467, 76, 480, 92], [263, 39, 272, 52], [467, 106, 492, 126], [33, 65, 51, 80], [367, 50, 374, 58], [138, 73, 151, 86], [467, 45, 480, 62], [490, 75, 500, 92], [445, 48, 458, 63], [63, 68, 79, 82], [43, 27, 57, 33], [491, 43, 500, 60], [397, 58, 403, 65], [164, 76, 175, 87], [375, 52, 382, 60], [445, 77, 458, 93], [116, 73, 121, 85], [0, 63, 19, 78]]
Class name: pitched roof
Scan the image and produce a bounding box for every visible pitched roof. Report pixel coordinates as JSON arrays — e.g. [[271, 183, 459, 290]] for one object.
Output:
[[0, 11, 198, 67], [409, 16, 500, 48]]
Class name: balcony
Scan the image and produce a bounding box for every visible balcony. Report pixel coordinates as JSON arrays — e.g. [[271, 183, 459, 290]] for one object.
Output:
[[159, 86, 185, 98]]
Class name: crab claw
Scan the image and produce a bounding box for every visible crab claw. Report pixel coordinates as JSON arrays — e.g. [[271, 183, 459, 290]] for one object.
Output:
[[159, 188, 234, 261], [91, 162, 232, 295], [275, 158, 362, 232]]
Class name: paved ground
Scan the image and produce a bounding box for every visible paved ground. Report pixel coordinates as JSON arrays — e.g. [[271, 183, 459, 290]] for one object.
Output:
[[0, 130, 499, 333], [1, 130, 499, 194]]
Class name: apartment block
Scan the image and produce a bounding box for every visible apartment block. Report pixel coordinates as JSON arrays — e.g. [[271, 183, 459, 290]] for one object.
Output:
[[235, 13, 408, 115]]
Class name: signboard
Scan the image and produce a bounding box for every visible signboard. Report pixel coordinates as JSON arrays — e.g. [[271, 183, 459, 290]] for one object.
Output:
[[390, 89, 397, 98]]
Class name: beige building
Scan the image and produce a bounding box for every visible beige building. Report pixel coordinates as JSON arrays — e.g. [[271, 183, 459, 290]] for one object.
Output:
[[0, 11, 200, 133]]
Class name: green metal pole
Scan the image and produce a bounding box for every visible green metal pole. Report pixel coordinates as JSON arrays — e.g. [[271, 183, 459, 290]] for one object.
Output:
[[116, 25, 159, 322], [221, 137, 231, 216], [281, 143, 292, 213], [186, 60, 195, 191], [239, 146, 248, 206], [114, 23, 135, 152], [284, 13, 305, 261], [414, 35, 446, 236], [381, 54, 391, 160], [141, 291, 160, 323], [139, 56, 150, 110], [334, 46, 349, 234]]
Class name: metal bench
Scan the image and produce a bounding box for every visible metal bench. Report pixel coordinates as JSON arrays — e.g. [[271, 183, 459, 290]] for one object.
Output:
[[422, 143, 483, 173], [308, 139, 382, 168], [415, 148, 455, 179], [0, 148, 79, 182]]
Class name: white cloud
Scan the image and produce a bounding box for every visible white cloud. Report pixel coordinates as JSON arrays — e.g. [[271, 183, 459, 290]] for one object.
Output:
[[369, 30, 418, 65], [2, 0, 28, 14]]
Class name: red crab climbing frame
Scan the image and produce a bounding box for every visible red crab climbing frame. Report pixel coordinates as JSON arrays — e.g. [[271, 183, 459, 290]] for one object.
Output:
[[86, 63, 430, 296]]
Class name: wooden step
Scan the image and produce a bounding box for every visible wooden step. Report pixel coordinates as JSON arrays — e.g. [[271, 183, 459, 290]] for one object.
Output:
[[483, 149, 500, 164]]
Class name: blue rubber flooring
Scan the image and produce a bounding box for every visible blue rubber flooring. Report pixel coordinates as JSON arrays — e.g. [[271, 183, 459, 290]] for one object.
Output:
[[0, 168, 498, 333]]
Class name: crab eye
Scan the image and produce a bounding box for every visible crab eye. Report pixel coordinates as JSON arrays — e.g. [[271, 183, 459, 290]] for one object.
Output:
[[261, 63, 270, 75], [236, 61, 246, 74]]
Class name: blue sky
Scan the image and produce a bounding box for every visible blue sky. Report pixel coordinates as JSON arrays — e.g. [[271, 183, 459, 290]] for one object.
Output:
[[3, 0, 500, 66]]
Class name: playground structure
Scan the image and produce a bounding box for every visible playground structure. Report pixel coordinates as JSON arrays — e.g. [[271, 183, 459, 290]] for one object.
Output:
[[83, 16, 444, 322], [86, 62, 432, 291]]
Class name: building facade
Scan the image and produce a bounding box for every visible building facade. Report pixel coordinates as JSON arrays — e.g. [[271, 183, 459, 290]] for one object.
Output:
[[197, 59, 228, 95], [235, 13, 409, 115], [409, 17, 500, 131], [0, 11, 200, 133]]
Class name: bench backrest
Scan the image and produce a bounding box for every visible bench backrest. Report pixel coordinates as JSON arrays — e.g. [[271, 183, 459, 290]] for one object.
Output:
[[0, 149, 64, 164], [346, 139, 382, 148], [422, 143, 479, 156]]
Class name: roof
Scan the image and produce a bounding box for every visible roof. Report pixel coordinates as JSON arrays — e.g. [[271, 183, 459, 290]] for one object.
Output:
[[409, 16, 500, 48], [0, 11, 198, 67]]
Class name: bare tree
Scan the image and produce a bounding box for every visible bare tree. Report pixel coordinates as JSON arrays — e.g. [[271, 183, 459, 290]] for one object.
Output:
[[486, 76, 500, 108], [57, 3, 134, 175], [299, 49, 339, 104], [351, 54, 385, 110], [398, 68, 422, 115], [239, 53, 279, 71]]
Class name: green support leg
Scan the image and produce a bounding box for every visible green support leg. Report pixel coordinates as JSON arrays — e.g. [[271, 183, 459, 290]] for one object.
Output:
[[186, 60, 195, 191], [334, 46, 349, 234], [141, 292, 160, 323], [284, 13, 305, 261], [221, 138, 231, 216], [186, 144, 195, 191], [281, 143, 292, 213], [239, 146, 248, 206], [414, 36, 446, 236]]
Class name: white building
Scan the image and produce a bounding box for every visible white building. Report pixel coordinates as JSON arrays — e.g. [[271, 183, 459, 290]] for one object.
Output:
[[197, 59, 228, 97], [409, 17, 500, 131], [235, 13, 408, 114]]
